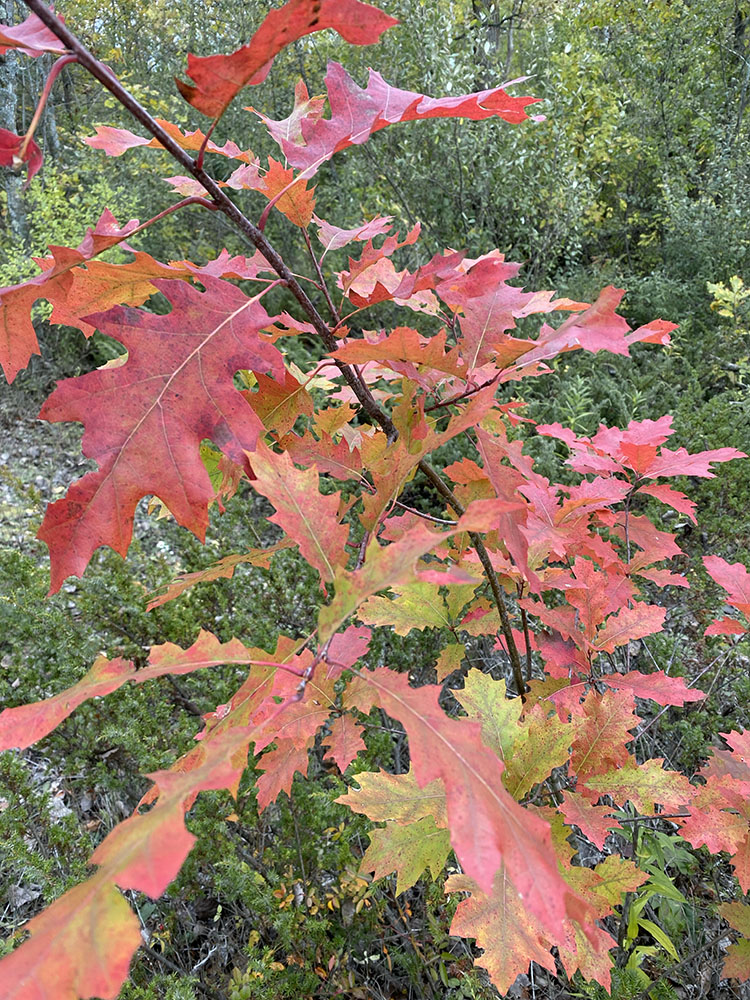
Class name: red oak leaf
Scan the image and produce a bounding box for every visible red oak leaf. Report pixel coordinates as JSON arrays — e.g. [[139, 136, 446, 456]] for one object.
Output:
[[37, 278, 283, 591], [255, 739, 311, 809], [602, 670, 705, 706], [257, 62, 541, 178], [705, 617, 747, 636], [446, 869, 557, 994], [560, 791, 620, 850], [177, 0, 399, 118], [570, 690, 640, 784], [248, 441, 349, 582], [592, 603, 667, 653], [704, 556, 750, 616], [0, 11, 68, 56], [0, 127, 42, 183]]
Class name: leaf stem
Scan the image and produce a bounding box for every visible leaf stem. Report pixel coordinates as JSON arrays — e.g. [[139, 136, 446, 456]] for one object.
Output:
[[18, 53, 77, 162]]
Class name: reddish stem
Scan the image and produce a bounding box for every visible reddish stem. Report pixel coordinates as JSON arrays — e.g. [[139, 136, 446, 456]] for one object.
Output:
[[18, 54, 77, 161]]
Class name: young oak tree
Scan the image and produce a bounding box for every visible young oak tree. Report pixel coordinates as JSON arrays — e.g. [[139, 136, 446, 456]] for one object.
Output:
[[1, 1, 750, 997]]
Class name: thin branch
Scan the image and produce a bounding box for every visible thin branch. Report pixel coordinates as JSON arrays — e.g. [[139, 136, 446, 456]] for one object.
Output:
[[18, 53, 77, 161], [417, 458, 527, 696], [631, 928, 734, 1000]]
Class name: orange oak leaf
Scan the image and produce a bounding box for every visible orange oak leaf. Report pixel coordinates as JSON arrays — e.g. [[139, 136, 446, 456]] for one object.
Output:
[[177, 0, 398, 118], [146, 541, 294, 610], [37, 278, 283, 591], [446, 869, 557, 994], [256, 157, 316, 227], [323, 714, 367, 771], [248, 441, 349, 582], [0, 210, 140, 382]]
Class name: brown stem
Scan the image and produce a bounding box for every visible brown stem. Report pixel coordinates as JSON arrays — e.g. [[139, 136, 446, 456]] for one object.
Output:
[[18, 53, 77, 161], [302, 227, 341, 326], [417, 458, 526, 697], [520, 603, 533, 682]]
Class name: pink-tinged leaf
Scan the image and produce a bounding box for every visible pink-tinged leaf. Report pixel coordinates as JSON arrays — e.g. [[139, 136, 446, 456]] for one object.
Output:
[[323, 714, 367, 771], [634, 566, 689, 588], [642, 446, 746, 479], [603, 670, 704, 706], [0, 630, 272, 751], [315, 212, 393, 254], [85, 125, 152, 156], [0, 878, 141, 1000], [85, 118, 253, 159], [177, 0, 399, 118], [705, 617, 747, 636], [0, 718, 265, 1000], [560, 791, 620, 850], [361, 815, 451, 894], [258, 62, 541, 178], [0, 11, 68, 56], [446, 869, 557, 994], [592, 604, 667, 653], [353, 668, 587, 932], [0, 655, 135, 751], [625, 318, 677, 346], [248, 441, 349, 582], [704, 556, 750, 616], [325, 625, 372, 680], [37, 278, 283, 591], [515, 286, 632, 368], [0, 127, 42, 183], [247, 79, 327, 148]]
